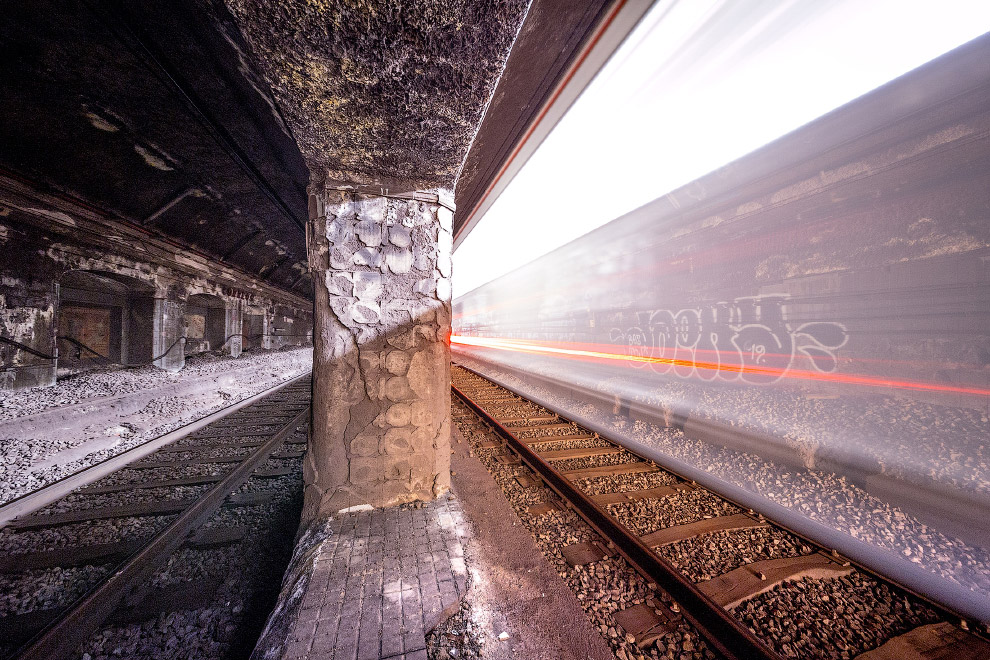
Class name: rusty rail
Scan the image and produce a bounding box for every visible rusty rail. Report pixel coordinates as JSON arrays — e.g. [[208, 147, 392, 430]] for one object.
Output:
[[452, 383, 782, 660], [12, 399, 310, 660]]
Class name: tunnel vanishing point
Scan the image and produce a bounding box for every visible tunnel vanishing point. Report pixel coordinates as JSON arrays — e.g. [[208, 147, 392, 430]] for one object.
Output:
[[0, 0, 628, 522]]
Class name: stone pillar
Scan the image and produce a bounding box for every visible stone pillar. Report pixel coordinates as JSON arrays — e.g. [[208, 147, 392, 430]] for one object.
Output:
[[0, 276, 57, 390], [152, 297, 185, 372], [119, 303, 130, 366], [305, 181, 453, 519], [261, 313, 273, 350], [224, 300, 243, 357]]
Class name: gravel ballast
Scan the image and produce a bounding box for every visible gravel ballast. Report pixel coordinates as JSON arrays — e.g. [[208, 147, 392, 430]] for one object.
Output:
[[736, 573, 941, 659], [451, 367, 978, 660], [0, 375, 309, 660], [450, 392, 717, 660], [453, 354, 990, 604], [0, 347, 312, 506]]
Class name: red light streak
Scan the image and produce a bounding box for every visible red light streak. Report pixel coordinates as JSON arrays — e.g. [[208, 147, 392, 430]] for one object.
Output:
[[450, 335, 990, 397]]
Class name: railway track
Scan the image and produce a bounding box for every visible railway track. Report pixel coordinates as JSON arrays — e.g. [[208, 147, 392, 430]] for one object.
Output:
[[0, 374, 312, 660], [450, 364, 990, 660]]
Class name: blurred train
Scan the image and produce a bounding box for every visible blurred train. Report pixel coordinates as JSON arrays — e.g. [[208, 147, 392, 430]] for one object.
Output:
[[452, 35, 990, 555]]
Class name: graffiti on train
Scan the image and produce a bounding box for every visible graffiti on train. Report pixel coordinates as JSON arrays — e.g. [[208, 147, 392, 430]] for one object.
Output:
[[607, 295, 847, 384]]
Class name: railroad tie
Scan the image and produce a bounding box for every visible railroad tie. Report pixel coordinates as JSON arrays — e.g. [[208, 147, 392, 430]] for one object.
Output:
[[539, 446, 623, 461], [0, 538, 147, 572], [0, 609, 59, 649], [82, 466, 292, 494], [128, 455, 247, 469], [190, 431, 279, 440], [521, 433, 596, 445], [510, 423, 577, 433], [561, 541, 610, 567], [9, 500, 192, 529], [111, 575, 223, 624], [252, 466, 295, 478], [187, 525, 248, 548], [10, 491, 273, 529], [81, 474, 224, 494], [562, 462, 659, 481], [495, 452, 521, 466], [270, 450, 305, 459], [527, 501, 561, 516], [613, 602, 678, 649], [0, 526, 248, 572], [515, 474, 540, 488], [853, 622, 990, 660], [698, 553, 854, 609], [639, 513, 768, 547], [498, 414, 558, 425], [156, 440, 263, 453]]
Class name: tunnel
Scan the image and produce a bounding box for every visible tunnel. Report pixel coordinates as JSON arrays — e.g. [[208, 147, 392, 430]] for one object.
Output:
[[56, 270, 156, 373], [183, 293, 227, 356], [0, 2, 988, 660]]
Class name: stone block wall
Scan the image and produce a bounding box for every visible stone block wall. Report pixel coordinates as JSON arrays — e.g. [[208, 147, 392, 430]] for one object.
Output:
[[306, 181, 453, 517], [152, 296, 186, 372]]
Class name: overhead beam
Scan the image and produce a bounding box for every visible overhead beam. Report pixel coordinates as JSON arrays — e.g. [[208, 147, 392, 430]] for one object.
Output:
[[143, 188, 202, 226], [288, 271, 309, 291], [85, 0, 307, 232], [221, 228, 263, 261], [259, 255, 290, 281]]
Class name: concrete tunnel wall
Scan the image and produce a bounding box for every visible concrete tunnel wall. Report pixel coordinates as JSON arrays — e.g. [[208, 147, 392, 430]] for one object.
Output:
[[0, 181, 313, 390], [56, 270, 157, 373]]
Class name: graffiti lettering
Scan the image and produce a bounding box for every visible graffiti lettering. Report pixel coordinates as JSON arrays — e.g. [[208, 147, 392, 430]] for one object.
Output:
[[608, 296, 847, 384]]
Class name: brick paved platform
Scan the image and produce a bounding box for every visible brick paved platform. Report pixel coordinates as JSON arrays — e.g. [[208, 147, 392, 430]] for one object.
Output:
[[251, 496, 470, 660]]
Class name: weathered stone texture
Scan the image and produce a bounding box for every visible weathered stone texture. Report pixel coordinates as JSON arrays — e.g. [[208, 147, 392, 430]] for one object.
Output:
[[224, 301, 243, 357], [306, 181, 452, 517], [152, 297, 186, 372], [224, 0, 532, 190]]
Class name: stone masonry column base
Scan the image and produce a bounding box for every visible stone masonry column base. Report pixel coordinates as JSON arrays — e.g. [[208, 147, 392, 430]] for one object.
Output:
[[305, 179, 453, 520]]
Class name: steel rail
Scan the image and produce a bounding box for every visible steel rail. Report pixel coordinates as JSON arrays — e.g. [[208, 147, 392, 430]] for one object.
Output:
[[0, 372, 312, 526], [452, 360, 990, 629], [451, 383, 782, 660], [12, 401, 311, 660]]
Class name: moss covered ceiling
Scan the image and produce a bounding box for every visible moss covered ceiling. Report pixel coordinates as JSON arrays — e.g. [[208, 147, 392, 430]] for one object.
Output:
[[224, 0, 532, 191]]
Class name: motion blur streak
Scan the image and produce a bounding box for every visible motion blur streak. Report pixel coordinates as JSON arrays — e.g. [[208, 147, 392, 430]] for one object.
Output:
[[452, 35, 990, 618], [451, 335, 990, 397]]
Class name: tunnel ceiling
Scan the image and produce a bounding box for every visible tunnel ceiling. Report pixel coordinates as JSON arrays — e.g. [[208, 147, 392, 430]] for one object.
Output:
[[223, 0, 532, 191], [0, 0, 313, 297], [1, 0, 617, 299]]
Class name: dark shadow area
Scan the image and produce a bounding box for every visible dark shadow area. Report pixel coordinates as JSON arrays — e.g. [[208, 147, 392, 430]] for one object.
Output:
[[185, 293, 227, 355], [57, 270, 155, 375]]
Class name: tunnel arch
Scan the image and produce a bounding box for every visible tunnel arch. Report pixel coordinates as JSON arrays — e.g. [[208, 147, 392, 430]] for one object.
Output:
[[242, 304, 268, 351], [184, 293, 227, 355], [56, 269, 156, 373]]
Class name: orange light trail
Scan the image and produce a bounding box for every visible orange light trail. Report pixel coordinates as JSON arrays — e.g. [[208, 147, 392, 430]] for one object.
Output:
[[450, 335, 990, 397]]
